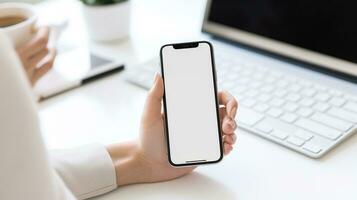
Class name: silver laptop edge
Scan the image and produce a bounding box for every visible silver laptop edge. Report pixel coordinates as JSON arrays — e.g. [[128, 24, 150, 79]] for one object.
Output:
[[202, 0, 357, 78]]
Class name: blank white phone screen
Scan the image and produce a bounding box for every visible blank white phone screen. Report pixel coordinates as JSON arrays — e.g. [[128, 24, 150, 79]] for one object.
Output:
[[161, 42, 221, 165]]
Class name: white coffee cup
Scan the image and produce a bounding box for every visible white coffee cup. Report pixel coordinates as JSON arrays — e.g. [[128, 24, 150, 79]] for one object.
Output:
[[0, 3, 37, 47]]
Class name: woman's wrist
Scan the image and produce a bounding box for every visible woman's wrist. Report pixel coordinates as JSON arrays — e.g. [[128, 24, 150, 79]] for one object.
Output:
[[106, 141, 150, 186]]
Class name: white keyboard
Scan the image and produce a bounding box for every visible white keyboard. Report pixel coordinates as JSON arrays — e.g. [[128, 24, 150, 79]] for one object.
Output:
[[126, 43, 357, 158]]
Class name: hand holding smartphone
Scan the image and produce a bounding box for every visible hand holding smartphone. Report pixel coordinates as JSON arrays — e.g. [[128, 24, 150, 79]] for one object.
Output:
[[160, 41, 223, 166]]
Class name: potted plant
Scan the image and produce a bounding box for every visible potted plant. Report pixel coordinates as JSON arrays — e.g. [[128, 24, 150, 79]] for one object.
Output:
[[80, 0, 131, 41]]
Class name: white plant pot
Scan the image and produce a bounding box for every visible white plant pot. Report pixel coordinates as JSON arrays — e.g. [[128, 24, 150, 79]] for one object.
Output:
[[82, 1, 131, 41]]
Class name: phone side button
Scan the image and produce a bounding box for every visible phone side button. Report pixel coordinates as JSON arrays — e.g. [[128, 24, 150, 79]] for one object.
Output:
[[237, 106, 264, 126]]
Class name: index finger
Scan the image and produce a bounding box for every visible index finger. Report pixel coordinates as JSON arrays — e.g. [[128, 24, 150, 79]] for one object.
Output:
[[218, 90, 238, 118], [17, 27, 50, 59]]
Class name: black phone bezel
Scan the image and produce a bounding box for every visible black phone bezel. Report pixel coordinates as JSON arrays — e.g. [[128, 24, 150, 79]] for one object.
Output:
[[160, 41, 224, 167]]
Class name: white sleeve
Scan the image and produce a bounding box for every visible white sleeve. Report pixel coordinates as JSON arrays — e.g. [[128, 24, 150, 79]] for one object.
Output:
[[0, 32, 116, 200], [51, 144, 117, 200], [0, 31, 75, 200]]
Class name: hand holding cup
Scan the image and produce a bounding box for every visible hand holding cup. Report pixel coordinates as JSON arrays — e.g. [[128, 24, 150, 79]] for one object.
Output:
[[0, 3, 56, 86]]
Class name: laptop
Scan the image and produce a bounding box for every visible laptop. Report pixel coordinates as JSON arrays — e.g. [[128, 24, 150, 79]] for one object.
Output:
[[126, 0, 357, 158]]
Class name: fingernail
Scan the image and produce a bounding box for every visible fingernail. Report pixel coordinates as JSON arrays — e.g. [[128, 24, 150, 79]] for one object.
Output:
[[228, 118, 236, 130], [229, 107, 237, 118]]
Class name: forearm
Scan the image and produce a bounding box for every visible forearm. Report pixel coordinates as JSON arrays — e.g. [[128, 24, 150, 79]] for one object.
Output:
[[106, 140, 150, 186]]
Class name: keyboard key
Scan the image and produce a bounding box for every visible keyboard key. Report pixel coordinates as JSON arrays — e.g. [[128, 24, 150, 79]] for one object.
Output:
[[271, 71, 283, 78], [267, 108, 284, 118], [242, 69, 253, 76], [252, 74, 264, 80], [327, 107, 357, 123], [276, 80, 289, 88], [290, 84, 302, 92], [232, 66, 243, 72], [221, 81, 235, 90], [256, 66, 268, 73], [299, 98, 315, 107], [296, 107, 314, 117], [245, 90, 259, 98], [313, 102, 331, 112], [271, 130, 288, 140], [315, 93, 331, 102], [253, 103, 270, 113], [233, 86, 248, 94], [342, 102, 357, 113], [329, 97, 346, 107], [283, 102, 299, 112], [301, 88, 317, 97], [270, 98, 286, 107], [303, 142, 322, 154], [286, 94, 301, 102], [265, 77, 276, 83], [294, 129, 313, 141], [310, 112, 353, 132], [249, 81, 263, 88], [314, 85, 328, 92], [261, 85, 274, 93], [255, 121, 273, 133], [344, 94, 357, 102], [284, 75, 297, 82], [280, 113, 298, 123], [329, 89, 343, 97], [298, 80, 312, 87], [294, 118, 342, 140], [274, 89, 288, 97], [241, 99, 257, 108], [237, 107, 264, 126], [287, 136, 305, 146], [226, 73, 238, 81], [258, 94, 272, 102]]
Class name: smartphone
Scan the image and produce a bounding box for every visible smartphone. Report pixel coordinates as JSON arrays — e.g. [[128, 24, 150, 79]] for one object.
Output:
[[160, 41, 223, 167]]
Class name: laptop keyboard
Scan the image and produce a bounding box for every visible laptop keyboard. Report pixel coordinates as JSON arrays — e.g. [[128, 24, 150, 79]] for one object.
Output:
[[125, 42, 357, 158]]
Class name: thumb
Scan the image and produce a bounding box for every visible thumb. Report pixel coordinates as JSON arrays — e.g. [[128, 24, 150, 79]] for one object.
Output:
[[142, 73, 164, 121]]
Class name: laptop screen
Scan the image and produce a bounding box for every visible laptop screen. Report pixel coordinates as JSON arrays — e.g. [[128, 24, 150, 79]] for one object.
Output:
[[204, 0, 357, 77]]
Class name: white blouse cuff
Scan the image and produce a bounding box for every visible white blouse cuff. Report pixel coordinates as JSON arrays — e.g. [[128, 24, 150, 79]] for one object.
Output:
[[51, 143, 117, 200]]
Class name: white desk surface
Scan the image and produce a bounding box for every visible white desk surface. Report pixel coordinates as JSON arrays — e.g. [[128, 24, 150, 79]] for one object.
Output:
[[37, 0, 357, 199]]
